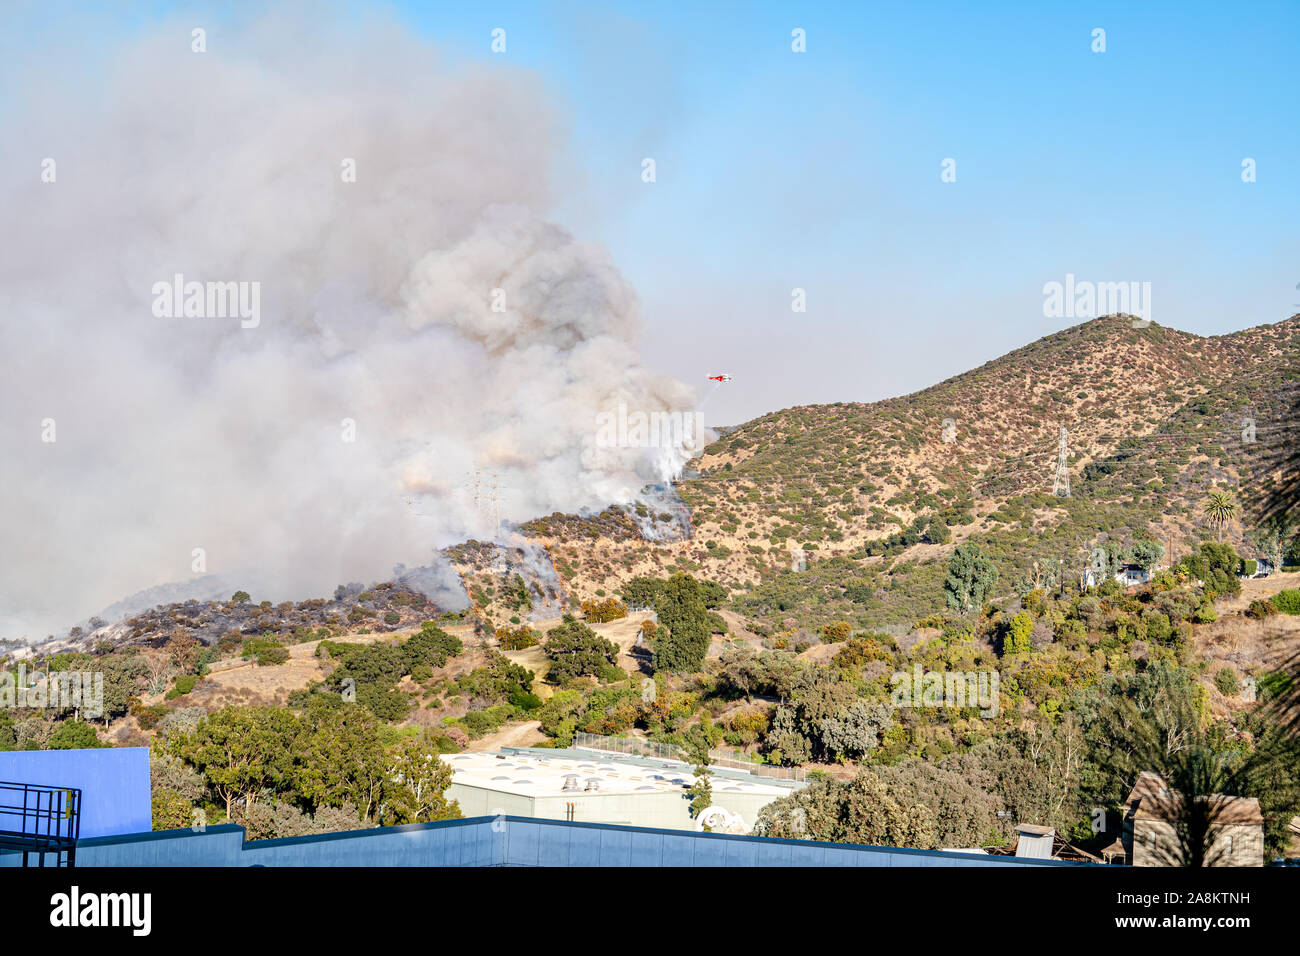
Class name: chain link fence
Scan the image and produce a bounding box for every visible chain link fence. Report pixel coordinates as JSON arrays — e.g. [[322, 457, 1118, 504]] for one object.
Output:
[[572, 733, 805, 782], [572, 732, 680, 761]]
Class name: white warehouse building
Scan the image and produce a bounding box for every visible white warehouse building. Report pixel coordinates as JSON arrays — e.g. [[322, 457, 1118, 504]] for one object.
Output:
[[443, 747, 804, 834]]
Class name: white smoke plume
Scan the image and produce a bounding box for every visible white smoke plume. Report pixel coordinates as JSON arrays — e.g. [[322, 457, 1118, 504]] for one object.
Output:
[[0, 14, 699, 640]]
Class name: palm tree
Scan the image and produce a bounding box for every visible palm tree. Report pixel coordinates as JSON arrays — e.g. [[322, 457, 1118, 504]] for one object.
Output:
[[1203, 491, 1238, 543], [1104, 662, 1300, 866]]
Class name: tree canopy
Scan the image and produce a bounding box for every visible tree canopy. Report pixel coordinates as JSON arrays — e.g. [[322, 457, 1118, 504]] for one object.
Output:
[[943, 543, 998, 615]]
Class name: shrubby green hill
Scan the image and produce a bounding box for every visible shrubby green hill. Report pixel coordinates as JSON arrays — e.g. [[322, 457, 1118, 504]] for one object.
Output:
[[537, 314, 1300, 637], [7, 314, 1299, 857]]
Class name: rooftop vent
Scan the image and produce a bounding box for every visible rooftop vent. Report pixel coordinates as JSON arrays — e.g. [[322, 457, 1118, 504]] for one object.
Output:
[[562, 774, 581, 792], [585, 778, 601, 792]]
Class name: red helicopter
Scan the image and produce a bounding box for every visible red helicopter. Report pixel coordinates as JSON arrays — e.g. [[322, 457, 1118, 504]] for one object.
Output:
[[706, 373, 732, 383]]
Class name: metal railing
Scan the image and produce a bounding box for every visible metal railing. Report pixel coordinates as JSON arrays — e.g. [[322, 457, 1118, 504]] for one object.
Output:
[[705, 752, 806, 782], [572, 733, 805, 782], [0, 781, 82, 867], [573, 732, 680, 761]]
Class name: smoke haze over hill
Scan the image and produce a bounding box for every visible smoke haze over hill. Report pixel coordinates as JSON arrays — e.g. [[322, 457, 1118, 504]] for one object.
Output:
[[0, 14, 698, 640]]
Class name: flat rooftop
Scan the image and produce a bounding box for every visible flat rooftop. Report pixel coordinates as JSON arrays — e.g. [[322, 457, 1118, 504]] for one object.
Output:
[[443, 749, 794, 800]]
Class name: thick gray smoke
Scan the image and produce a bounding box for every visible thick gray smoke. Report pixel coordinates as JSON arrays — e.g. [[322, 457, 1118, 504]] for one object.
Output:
[[0, 16, 698, 640]]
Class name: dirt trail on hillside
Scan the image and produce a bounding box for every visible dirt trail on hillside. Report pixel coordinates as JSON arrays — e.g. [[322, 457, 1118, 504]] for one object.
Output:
[[192, 623, 479, 707], [712, 610, 761, 641], [501, 612, 655, 682], [464, 720, 545, 752]]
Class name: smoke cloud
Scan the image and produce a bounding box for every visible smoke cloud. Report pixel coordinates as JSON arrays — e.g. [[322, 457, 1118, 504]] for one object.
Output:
[[0, 15, 698, 640]]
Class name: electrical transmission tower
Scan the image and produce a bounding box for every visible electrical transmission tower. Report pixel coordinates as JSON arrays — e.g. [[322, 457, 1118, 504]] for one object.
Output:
[[1052, 426, 1071, 498]]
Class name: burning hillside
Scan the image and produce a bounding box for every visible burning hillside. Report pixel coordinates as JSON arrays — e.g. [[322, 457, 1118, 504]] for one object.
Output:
[[0, 15, 702, 643]]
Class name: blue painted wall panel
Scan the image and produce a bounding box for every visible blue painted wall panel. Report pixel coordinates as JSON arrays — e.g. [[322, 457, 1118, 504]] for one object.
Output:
[[691, 836, 728, 867], [755, 841, 791, 866], [2, 814, 1087, 867], [628, 830, 662, 867], [789, 843, 824, 866], [505, 821, 540, 866], [568, 827, 601, 866], [724, 838, 759, 867], [0, 747, 150, 839], [660, 832, 697, 866], [598, 827, 632, 866]]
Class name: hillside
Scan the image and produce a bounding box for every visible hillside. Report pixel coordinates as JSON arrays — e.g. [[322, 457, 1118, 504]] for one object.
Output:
[[26, 314, 1298, 657], [38, 313, 1298, 653], [536, 315, 1300, 635], [8, 313, 1300, 855]]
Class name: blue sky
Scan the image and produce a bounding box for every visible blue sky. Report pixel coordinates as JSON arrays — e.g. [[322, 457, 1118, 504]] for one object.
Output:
[[7, 0, 1298, 423], [398, 0, 1300, 423]]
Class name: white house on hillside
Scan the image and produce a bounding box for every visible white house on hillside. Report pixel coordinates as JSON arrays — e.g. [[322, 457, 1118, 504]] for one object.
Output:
[[1239, 557, 1275, 579], [1081, 563, 1161, 589]]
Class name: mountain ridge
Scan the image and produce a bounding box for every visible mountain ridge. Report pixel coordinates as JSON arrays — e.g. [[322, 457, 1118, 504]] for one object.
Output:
[[530, 313, 1299, 635], [19, 313, 1300, 650]]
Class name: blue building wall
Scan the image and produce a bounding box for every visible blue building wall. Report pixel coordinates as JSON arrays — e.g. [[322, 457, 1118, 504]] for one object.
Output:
[[1, 815, 1083, 867], [0, 747, 151, 839]]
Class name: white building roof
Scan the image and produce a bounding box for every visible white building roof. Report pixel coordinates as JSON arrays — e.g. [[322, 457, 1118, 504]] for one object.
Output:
[[443, 750, 792, 800]]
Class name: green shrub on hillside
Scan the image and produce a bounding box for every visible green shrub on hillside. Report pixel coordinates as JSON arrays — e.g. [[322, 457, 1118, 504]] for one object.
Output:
[[1246, 599, 1277, 620], [1273, 589, 1300, 615], [1214, 668, 1239, 696]]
